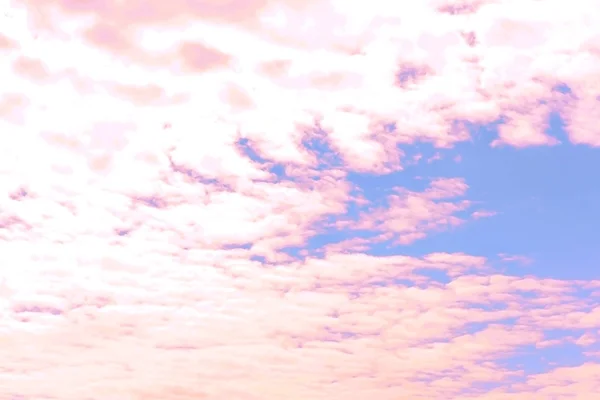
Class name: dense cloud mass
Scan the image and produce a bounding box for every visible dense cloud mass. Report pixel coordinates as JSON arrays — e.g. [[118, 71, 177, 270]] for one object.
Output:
[[1, 0, 600, 398]]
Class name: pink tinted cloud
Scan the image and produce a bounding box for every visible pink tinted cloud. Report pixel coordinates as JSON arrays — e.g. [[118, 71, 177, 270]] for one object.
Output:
[[1, 0, 600, 398], [12, 55, 52, 82], [329, 177, 470, 245], [499, 253, 534, 266], [472, 209, 497, 219], [0, 33, 17, 50], [177, 41, 233, 73]]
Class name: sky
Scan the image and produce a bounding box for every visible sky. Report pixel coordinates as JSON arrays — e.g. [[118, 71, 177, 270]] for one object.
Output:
[[0, 0, 599, 399]]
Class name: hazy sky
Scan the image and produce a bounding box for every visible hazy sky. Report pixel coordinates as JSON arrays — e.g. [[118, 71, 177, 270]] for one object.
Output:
[[1, 0, 599, 399]]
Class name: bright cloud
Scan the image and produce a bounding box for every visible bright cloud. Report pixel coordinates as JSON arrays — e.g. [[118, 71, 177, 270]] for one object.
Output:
[[1, 0, 600, 398]]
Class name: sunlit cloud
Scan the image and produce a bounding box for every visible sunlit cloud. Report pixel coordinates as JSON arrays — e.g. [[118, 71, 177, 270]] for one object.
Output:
[[1, 0, 600, 398]]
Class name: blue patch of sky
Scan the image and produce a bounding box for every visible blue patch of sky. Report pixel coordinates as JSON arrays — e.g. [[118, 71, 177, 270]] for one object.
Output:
[[543, 328, 584, 340], [302, 130, 344, 169], [413, 268, 451, 284], [462, 318, 520, 335], [236, 137, 266, 163], [278, 245, 304, 260], [387, 277, 415, 287], [236, 137, 287, 179], [222, 243, 252, 250], [250, 255, 268, 263], [396, 66, 421, 86], [498, 341, 587, 375], [240, 84, 600, 284], [552, 82, 573, 95], [345, 110, 600, 280]]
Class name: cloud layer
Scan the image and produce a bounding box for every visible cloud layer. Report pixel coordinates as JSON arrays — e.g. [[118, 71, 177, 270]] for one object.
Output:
[[1, 0, 599, 398]]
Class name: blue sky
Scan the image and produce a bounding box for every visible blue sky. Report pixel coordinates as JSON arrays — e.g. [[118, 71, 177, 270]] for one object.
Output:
[[299, 112, 600, 280]]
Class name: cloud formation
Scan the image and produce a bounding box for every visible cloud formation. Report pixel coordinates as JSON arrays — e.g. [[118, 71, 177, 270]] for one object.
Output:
[[1, 0, 600, 398]]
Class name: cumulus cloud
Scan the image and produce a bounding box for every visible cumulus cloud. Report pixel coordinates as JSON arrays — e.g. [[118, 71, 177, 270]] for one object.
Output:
[[1, 0, 600, 398]]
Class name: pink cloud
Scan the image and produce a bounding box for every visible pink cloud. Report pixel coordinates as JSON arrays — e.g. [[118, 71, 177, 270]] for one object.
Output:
[[332, 178, 470, 245], [221, 83, 255, 110], [560, 92, 600, 147], [0, 92, 29, 123], [11, 55, 52, 82], [177, 41, 233, 73], [0, 33, 18, 50], [82, 21, 134, 55], [107, 83, 168, 106], [499, 253, 534, 266], [472, 209, 498, 219], [2, 0, 600, 398], [491, 107, 560, 148]]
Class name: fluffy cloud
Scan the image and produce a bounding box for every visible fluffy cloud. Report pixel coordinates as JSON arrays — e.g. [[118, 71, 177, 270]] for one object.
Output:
[[1, 0, 599, 398]]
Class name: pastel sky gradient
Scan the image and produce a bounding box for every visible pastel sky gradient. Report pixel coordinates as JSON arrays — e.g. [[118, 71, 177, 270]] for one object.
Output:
[[1, 0, 600, 399]]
